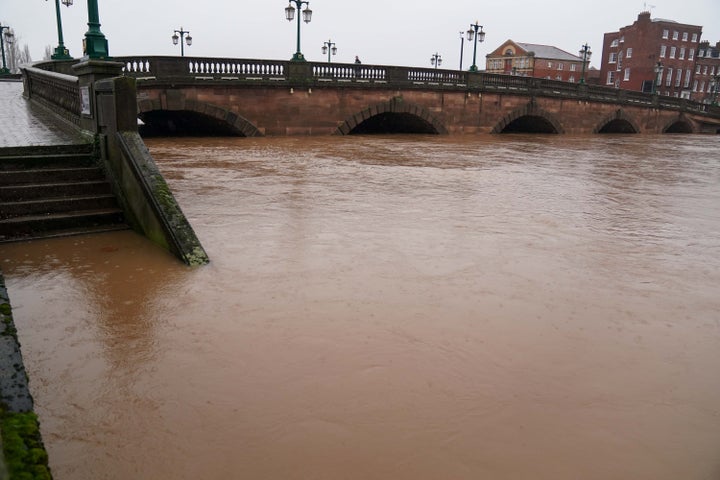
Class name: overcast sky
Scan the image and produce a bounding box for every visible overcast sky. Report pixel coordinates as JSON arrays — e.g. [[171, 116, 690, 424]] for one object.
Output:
[[2, 0, 719, 69]]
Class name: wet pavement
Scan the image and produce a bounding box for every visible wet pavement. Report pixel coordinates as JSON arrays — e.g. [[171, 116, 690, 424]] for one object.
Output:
[[0, 80, 87, 148]]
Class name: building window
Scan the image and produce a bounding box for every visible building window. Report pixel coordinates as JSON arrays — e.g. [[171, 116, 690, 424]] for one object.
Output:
[[684, 69, 691, 88], [657, 71, 663, 86], [609, 52, 618, 63], [660, 45, 667, 58], [679, 48, 686, 60], [696, 65, 701, 74], [607, 71, 616, 85], [699, 49, 706, 58], [555, 75, 562, 81], [557, 63, 564, 70], [624, 68, 631, 81], [673, 31, 679, 40], [704, 66, 708, 75], [682, 32, 689, 42], [611, 39, 619, 47], [712, 66, 717, 76], [693, 80, 698, 92], [675, 69, 682, 87], [570, 64, 577, 71], [569, 75, 575, 83], [670, 46, 676, 59], [700, 81, 705, 92], [689, 49, 694, 60], [626, 48, 633, 58], [662, 29, 669, 39], [547, 61, 553, 68], [692, 33, 698, 42], [666, 68, 672, 86]]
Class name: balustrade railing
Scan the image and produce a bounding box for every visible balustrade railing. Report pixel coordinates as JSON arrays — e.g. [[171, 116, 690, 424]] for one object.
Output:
[[23, 66, 81, 125], [25, 56, 716, 119]]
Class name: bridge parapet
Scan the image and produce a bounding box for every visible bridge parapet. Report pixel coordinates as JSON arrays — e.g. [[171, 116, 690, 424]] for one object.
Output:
[[114, 55, 715, 115], [22, 66, 81, 126]]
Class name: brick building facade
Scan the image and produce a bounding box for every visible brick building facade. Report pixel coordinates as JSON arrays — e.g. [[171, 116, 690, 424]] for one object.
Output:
[[600, 11, 702, 98], [692, 41, 720, 104], [486, 40, 590, 83]]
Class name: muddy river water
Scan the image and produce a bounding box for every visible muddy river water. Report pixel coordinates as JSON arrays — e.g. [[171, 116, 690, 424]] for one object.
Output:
[[1, 134, 719, 479]]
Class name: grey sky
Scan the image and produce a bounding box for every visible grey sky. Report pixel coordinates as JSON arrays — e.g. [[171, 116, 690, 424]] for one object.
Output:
[[2, 0, 719, 69]]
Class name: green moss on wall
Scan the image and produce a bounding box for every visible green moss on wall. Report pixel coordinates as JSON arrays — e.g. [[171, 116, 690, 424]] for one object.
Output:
[[0, 409, 52, 480]]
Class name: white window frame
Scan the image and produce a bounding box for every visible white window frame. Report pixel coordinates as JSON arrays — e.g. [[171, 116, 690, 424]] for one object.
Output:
[[609, 52, 618, 63], [682, 32, 689, 42], [692, 33, 698, 42], [607, 71, 616, 85], [626, 48, 633, 58], [665, 68, 673, 86], [662, 29, 669, 39], [660, 45, 667, 58], [675, 69, 682, 87], [689, 49, 694, 61], [673, 31, 679, 40], [624, 68, 631, 81], [670, 46, 676, 59], [679, 48, 686, 60]]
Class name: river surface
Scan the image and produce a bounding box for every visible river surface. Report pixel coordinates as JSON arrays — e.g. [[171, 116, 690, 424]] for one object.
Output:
[[1, 134, 720, 479]]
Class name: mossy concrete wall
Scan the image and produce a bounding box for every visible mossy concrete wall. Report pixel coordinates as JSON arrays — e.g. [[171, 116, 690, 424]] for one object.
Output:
[[0, 272, 53, 480]]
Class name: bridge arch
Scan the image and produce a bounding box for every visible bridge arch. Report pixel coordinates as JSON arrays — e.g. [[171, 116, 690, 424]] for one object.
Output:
[[336, 97, 449, 135], [492, 102, 565, 134], [137, 98, 262, 137], [662, 115, 695, 134], [594, 109, 640, 134]]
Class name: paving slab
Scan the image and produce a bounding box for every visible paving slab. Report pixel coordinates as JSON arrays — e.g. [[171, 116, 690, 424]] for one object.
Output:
[[0, 80, 88, 148]]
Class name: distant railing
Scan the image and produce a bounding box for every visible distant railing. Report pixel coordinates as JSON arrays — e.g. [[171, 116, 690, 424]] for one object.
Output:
[[22, 66, 81, 125], [22, 55, 709, 119]]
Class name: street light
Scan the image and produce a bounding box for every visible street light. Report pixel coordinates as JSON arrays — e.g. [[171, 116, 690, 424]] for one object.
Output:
[[458, 31, 465, 71], [466, 21, 485, 72], [0, 24, 13, 74], [172, 27, 193, 57], [430, 52, 442, 69], [578, 43, 592, 84], [47, 0, 73, 60], [285, 0, 313, 62], [83, 0, 109, 59], [653, 61, 663, 94], [322, 39, 337, 63]]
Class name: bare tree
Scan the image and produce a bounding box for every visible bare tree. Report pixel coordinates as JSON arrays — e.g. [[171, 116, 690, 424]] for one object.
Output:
[[44, 45, 53, 61]]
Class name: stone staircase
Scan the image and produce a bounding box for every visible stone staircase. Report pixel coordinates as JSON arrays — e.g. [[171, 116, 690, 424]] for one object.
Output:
[[0, 144, 128, 242]]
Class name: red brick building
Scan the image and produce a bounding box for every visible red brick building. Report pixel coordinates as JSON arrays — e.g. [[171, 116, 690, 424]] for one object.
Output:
[[692, 41, 720, 104], [486, 40, 589, 83], [600, 11, 703, 98]]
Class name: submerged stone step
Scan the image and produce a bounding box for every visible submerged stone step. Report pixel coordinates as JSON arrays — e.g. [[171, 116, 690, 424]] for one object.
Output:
[[0, 194, 118, 218], [0, 180, 113, 201], [0, 166, 105, 186], [0, 208, 127, 240]]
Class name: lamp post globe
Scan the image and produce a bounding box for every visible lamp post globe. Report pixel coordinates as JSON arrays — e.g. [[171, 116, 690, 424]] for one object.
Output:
[[172, 27, 192, 57], [578, 43, 591, 84], [322, 39, 337, 63], [467, 21, 485, 72], [431, 52, 442, 69], [286, 0, 312, 62]]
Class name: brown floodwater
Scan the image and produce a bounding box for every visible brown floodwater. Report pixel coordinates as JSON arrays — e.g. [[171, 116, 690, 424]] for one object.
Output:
[[1, 134, 720, 479]]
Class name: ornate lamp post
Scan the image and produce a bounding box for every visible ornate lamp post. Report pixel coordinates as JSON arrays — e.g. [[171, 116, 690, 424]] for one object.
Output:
[[466, 21, 485, 72], [578, 43, 592, 84], [0, 24, 13, 74], [653, 61, 663, 94], [172, 28, 193, 57], [83, 0, 109, 59], [48, 0, 73, 60], [430, 52, 442, 69], [285, 0, 313, 62], [458, 31, 465, 71], [322, 39, 337, 63]]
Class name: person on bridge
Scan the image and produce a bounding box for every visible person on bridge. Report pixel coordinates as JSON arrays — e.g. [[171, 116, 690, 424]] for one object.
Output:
[[355, 56, 361, 64]]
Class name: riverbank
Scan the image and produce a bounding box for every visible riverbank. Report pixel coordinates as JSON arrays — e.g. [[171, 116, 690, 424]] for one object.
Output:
[[0, 270, 52, 479]]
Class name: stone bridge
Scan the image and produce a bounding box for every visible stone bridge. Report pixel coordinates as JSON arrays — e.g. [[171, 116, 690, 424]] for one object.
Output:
[[114, 56, 720, 136]]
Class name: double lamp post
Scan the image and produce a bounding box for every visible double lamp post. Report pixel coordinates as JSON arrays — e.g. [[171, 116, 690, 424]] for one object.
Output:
[[42, 0, 109, 61]]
